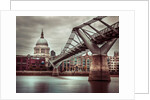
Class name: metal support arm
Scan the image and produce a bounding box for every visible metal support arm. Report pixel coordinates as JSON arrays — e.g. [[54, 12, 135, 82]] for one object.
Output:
[[81, 28, 96, 41], [100, 38, 118, 54], [75, 28, 101, 55]]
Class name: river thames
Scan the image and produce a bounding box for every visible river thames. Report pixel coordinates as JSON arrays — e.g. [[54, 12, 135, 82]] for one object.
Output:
[[16, 76, 119, 93]]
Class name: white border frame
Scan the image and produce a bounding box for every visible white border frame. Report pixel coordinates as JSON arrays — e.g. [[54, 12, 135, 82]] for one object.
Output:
[[0, 10, 134, 100]]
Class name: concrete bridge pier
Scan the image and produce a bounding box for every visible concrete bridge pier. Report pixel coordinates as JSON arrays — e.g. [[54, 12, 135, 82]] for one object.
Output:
[[88, 54, 110, 81], [49, 60, 61, 76], [52, 67, 59, 76]]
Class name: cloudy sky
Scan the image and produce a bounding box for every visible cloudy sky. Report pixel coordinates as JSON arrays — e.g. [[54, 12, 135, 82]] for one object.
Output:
[[16, 16, 119, 56]]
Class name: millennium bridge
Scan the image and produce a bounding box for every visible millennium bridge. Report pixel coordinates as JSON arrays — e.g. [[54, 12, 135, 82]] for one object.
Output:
[[49, 16, 119, 81]]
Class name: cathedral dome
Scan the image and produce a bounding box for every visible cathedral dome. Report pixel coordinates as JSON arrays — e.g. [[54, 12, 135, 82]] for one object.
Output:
[[36, 29, 48, 46], [36, 38, 48, 46]]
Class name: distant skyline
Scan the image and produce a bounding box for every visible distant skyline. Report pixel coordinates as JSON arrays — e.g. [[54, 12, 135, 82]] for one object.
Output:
[[16, 16, 119, 56]]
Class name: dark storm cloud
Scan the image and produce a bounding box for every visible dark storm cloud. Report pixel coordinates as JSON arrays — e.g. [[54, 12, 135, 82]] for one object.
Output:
[[16, 16, 119, 56]]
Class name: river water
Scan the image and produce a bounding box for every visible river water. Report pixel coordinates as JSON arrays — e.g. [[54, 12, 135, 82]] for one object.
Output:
[[16, 76, 119, 93]]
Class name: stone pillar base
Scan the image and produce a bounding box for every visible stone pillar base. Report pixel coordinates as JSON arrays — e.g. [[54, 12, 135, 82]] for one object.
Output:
[[52, 68, 59, 76], [88, 54, 110, 81]]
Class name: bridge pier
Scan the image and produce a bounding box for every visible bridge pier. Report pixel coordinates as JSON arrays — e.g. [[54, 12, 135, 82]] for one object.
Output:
[[88, 54, 110, 81], [52, 67, 59, 76]]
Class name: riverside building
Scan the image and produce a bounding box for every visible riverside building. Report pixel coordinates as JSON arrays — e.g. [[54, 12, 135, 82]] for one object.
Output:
[[107, 51, 119, 74], [58, 52, 119, 75]]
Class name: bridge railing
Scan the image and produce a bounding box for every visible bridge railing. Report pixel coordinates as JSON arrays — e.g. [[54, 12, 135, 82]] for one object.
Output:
[[92, 22, 119, 38]]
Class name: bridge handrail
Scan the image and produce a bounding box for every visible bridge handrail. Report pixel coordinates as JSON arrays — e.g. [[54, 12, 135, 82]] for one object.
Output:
[[92, 21, 119, 38]]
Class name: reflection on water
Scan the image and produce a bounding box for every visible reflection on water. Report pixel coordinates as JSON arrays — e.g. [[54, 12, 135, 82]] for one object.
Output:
[[16, 76, 119, 93]]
